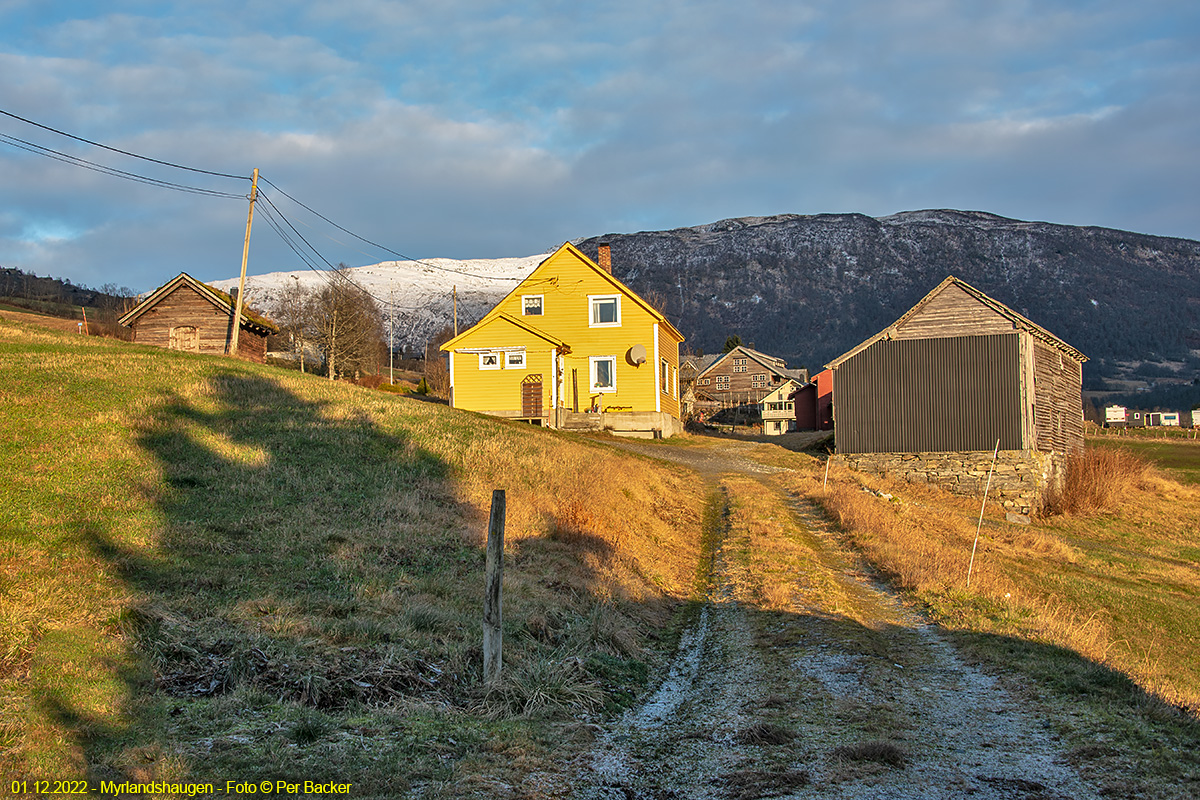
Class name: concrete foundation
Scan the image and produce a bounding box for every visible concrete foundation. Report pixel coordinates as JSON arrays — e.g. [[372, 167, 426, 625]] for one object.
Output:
[[559, 409, 682, 438]]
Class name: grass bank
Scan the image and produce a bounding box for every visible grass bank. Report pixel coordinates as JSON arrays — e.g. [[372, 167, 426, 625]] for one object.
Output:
[[0, 320, 705, 793]]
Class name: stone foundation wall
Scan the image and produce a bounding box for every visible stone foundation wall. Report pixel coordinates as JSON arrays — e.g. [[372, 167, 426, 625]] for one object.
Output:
[[832, 449, 1053, 515]]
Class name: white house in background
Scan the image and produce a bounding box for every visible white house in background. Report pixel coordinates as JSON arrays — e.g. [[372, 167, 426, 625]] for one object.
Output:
[[760, 379, 802, 436], [1104, 405, 1127, 427]]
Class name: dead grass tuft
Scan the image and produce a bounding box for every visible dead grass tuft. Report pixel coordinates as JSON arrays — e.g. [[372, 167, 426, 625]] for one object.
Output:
[[735, 721, 795, 745], [829, 739, 908, 767], [1044, 446, 1153, 516], [719, 768, 810, 799]]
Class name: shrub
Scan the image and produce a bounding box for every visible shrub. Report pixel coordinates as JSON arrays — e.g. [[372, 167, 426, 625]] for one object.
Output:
[[1044, 447, 1152, 516]]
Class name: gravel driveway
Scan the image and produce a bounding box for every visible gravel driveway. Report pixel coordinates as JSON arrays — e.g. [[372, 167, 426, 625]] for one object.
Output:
[[570, 436, 1100, 800]]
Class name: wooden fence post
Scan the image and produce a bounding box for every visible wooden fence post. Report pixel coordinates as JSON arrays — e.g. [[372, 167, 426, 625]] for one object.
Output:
[[483, 489, 506, 683]]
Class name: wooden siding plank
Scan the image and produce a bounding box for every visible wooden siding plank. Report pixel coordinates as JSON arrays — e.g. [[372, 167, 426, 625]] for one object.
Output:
[[893, 284, 1017, 340]]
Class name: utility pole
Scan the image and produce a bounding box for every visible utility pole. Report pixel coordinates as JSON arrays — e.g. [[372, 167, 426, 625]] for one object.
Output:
[[389, 284, 395, 385], [231, 167, 259, 355], [453, 285, 458, 337]]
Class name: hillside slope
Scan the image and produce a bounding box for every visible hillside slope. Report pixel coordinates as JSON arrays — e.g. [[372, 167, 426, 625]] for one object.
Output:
[[0, 319, 704, 789]]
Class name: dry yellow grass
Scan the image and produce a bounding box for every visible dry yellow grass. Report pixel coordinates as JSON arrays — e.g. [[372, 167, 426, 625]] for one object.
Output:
[[781, 452, 1200, 711]]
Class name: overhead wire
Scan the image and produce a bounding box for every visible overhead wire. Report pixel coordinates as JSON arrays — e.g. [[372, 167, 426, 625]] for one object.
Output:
[[0, 106, 532, 308], [0, 106, 248, 180], [0, 132, 246, 198], [255, 191, 434, 311], [258, 174, 526, 282]]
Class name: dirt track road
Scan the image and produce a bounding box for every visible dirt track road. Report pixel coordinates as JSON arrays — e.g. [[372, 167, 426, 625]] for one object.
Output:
[[573, 437, 1099, 800]]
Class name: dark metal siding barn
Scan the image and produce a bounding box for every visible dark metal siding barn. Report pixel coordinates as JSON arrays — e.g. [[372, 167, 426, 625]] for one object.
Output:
[[833, 333, 1023, 453]]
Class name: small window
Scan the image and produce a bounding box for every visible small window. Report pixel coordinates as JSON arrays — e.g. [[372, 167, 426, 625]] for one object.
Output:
[[660, 358, 670, 393], [590, 356, 616, 392], [522, 295, 543, 316], [733, 364, 747, 373], [699, 377, 710, 386], [589, 295, 620, 327], [479, 352, 501, 370], [507, 351, 526, 368], [715, 375, 730, 389]]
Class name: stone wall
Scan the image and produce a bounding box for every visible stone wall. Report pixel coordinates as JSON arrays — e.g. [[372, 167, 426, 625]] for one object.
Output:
[[831, 449, 1053, 515]]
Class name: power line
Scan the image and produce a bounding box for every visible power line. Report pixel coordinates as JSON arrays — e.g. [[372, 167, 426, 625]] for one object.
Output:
[[0, 132, 246, 199], [0, 106, 248, 180], [0, 106, 532, 294], [258, 174, 525, 282], [256, 193, 425, 310]]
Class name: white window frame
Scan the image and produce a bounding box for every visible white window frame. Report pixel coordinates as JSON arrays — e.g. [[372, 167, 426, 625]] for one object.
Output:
[[588, 294, 621, 328], [522, 295, 544, 316], [479, 352, 501, 370], [589, 355, 617, 393], [660, 358, 670, 393], [506, 351, 526, 369]]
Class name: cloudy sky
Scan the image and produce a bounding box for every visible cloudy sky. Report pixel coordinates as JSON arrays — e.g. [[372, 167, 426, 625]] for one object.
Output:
[[1, 1, 1198, 292]]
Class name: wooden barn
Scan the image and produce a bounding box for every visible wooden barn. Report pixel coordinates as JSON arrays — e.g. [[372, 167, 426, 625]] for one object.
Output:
[[118, 273, 278, 362], [826, 276, 1087, 515]]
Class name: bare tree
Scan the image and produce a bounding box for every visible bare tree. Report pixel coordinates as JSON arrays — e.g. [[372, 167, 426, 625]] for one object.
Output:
[[277, 278, 314, 373], [308, 267, 386, 381]]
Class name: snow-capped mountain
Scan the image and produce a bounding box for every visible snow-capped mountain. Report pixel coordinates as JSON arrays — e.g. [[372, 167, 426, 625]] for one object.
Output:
[[210, 254, 544, 353]]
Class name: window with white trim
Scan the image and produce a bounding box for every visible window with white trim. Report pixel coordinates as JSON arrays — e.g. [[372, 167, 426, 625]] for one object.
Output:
[[590, 356, 616, 392], [506, 351, 526, 368], [479, 352, 501, 370], [715, 375, 730, 389], [660, 358, 670, 393], [752, 373, 767, 387], [589, 295, 621, 327], [522, 295, 543, 316]]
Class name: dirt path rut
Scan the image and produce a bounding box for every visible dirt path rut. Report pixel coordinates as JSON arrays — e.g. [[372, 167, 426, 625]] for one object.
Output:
[[572, 439, 1100, 799]]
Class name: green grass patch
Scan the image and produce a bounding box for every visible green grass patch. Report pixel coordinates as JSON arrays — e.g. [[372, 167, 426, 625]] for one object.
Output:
[[0, 319, 706, 790], [1092, 436, 1200, 484]]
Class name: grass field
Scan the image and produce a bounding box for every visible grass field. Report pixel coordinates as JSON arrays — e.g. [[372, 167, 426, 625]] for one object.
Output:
[[1091, 435, 1200, 484], [0, 319, 707, 793]]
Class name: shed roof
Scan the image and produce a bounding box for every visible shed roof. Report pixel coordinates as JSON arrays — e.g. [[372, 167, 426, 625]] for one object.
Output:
[[118, 272, 279, 334], [825, 275, 1087, 369]]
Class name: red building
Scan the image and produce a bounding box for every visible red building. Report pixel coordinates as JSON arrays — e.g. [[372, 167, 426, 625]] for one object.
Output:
[[793, 368, 832, 431]]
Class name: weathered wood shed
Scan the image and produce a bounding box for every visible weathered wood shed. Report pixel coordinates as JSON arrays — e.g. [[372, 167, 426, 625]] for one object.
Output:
[[118, 272, 278, 362], [826, 276, 1087, 514]]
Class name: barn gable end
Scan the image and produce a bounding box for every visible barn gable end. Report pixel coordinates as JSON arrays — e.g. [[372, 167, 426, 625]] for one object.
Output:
[[826, 276, 1087, 515]]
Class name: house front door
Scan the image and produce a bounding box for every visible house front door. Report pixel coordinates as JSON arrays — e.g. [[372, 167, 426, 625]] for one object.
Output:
[[522, 374, 543, 418]]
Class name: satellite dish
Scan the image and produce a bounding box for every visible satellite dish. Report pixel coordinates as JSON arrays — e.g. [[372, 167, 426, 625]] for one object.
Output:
[[627, 344, 647, 365]]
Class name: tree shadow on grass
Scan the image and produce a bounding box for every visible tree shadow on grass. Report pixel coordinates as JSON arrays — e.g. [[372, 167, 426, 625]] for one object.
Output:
[[44, 371, 477, 784]]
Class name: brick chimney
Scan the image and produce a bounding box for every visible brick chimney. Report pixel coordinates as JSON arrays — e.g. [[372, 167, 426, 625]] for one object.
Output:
[[597, 243, 612, 274]]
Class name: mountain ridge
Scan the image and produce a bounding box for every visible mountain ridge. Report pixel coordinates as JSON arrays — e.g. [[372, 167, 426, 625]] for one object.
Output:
[[220, 209, 1200, 401], [573, 210, 1200, 393]]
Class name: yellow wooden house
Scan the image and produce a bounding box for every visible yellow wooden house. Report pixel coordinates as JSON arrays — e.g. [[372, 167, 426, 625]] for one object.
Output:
[[441, 242, 685, 437]]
